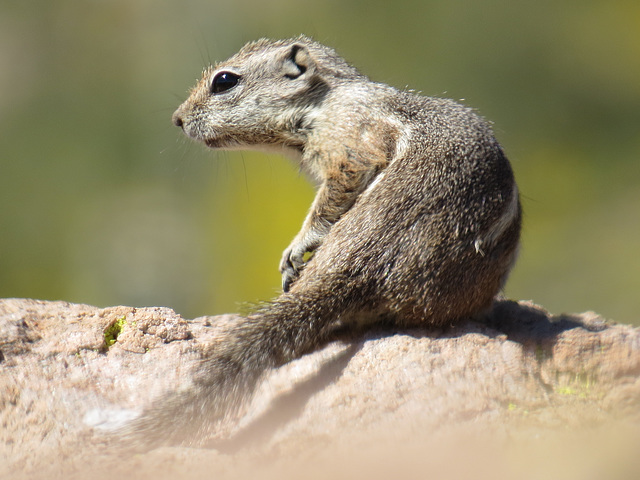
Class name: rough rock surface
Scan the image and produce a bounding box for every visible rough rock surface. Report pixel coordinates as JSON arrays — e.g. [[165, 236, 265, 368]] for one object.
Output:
[[1, 298, 639, 479]]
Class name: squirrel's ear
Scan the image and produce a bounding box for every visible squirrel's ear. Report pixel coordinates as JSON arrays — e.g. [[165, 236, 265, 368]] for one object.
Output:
[[282, 44, 315, 79]]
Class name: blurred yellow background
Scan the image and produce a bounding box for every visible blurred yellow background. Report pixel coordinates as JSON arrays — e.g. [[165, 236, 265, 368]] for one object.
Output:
[[1, 0, 638, 325]]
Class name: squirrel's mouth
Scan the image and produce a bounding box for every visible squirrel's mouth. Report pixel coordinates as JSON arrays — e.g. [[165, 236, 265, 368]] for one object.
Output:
[[204, 138, 220, 148], [204, 137, 228, 149], [205, 135, 244, 150]]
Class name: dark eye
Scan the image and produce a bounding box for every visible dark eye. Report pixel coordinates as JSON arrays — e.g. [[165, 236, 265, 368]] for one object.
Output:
[[211, 71, 240, 94]]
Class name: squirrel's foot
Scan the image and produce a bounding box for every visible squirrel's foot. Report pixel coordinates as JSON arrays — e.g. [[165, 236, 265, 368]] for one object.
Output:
[[280, 243, 307, 292]]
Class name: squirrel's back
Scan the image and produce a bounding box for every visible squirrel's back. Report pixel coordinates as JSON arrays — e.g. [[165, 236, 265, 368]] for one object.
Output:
[[286, 90, 520, 327]]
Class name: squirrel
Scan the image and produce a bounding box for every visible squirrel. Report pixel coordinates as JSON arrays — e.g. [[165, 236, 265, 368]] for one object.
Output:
[[131, 35, 521, 446]]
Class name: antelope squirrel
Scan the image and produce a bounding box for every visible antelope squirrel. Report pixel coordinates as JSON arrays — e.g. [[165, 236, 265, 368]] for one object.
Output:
[[140, 36, 520, 445]]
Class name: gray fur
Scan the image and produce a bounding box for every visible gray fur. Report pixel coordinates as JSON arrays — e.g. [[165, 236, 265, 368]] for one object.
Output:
[[132, 36, 521, 446]]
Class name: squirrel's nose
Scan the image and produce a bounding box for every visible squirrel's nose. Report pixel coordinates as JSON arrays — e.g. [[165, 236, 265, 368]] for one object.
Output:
[[172, 110, 184, 128]]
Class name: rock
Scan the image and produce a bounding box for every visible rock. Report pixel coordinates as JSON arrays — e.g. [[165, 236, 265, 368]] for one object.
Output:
[[1, 298, 639, 479]]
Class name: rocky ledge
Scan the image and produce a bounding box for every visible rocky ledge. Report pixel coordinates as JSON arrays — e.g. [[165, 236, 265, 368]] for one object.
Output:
[[1, 298, 639, 479]]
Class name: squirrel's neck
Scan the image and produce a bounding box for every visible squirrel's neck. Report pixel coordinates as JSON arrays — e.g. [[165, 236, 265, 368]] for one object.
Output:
[[293, 83, 403, 182]]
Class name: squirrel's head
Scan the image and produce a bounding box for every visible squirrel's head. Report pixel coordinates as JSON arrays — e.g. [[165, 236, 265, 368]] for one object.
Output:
[[172, 36, 361, 151]]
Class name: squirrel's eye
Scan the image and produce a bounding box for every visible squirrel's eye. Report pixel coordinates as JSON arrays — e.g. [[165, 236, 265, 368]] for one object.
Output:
[[211, 71, 240, 94]]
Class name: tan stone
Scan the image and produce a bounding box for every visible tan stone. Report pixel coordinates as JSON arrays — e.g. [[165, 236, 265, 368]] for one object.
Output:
[[1, 298, 638, 479]]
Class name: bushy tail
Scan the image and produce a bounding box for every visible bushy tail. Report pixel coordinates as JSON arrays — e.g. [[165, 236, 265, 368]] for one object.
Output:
[[115, 275, 357, 449]]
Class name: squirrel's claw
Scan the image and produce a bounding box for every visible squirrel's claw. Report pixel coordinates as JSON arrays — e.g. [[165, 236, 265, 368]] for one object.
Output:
[[280, 244, 307, 292]]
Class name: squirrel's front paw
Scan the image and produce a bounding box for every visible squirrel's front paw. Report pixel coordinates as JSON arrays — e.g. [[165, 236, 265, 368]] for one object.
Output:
[[279, 244, 306, 292]]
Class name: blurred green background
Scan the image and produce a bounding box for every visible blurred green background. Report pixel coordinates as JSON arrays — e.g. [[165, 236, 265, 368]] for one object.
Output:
[[1, 0, 638, 324]]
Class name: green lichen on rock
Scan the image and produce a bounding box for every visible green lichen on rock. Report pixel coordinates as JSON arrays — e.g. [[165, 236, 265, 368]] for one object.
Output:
[[104, 316, 127, 349], [554, 373, 597, 399]]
